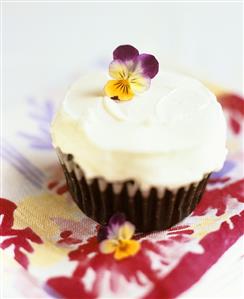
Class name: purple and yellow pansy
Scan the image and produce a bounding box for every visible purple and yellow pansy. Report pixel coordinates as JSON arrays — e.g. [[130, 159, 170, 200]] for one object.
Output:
[[104, 45, 159, 101], [97, 213, 141, 260]]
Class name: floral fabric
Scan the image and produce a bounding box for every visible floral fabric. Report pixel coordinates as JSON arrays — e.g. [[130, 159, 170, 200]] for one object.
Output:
[[1, 88, 243, 298]]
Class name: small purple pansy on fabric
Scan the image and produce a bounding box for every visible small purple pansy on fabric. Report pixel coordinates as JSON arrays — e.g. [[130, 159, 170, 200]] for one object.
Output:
[[97, 213, 141, 260], [104, 45, 159, 101]]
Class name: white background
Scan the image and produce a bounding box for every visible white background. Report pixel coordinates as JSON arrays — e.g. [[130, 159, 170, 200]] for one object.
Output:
[[3, 1, 243, 104]]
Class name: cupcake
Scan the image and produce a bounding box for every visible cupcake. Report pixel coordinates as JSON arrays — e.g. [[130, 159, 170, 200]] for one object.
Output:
[[51, 45, 227, 232]]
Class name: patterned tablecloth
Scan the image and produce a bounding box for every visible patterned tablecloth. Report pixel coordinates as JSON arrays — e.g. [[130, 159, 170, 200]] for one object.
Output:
[[1, 85, 243, 298]]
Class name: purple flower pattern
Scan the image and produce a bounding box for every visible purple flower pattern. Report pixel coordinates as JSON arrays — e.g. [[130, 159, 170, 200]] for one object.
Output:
[[18, 98, 55, 150]]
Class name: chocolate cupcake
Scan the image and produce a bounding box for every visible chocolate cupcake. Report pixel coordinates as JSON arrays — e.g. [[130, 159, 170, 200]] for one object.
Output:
[[51, 45, 227, 232]]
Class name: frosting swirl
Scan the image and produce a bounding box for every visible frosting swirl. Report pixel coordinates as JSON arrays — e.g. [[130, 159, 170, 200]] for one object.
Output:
[[51, 71, 227, 189]]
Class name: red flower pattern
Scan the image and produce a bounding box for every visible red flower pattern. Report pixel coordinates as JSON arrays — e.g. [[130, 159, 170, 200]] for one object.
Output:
[[0, 198, 43, 269]]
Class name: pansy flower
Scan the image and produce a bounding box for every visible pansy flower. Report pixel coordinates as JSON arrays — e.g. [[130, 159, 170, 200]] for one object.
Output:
[[104, 45, 159, 101], [97, 213, 141, 260]]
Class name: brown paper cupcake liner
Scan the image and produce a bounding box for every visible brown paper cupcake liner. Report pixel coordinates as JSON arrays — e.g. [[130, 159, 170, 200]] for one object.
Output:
[[57, 149, 210, 232]]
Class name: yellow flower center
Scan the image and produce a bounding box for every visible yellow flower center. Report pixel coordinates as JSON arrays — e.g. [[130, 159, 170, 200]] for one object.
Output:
[[114, 79, 130, 92], [104, 79, 134, 101], [118, 239, 130, 251]]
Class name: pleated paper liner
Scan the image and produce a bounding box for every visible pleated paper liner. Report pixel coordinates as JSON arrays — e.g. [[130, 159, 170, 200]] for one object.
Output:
[[57, 149, 210, 232]]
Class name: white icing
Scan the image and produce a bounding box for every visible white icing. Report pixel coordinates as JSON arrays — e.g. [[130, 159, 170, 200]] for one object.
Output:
[[51, 71, 227, 189]]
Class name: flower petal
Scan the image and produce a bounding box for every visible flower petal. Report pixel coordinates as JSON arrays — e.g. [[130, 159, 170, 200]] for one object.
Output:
[[100, 239, 118, 254], [109, 60, 129, 80], [114, 240, 141, 260], [109, 213, 126, 227], [106, 213, 126, 240], [136, 54, 159, 79], [104, 80, 134, 101], [129, 73, 151, 94], [113, 45, 139, 62], [118, 221, 135, 240]]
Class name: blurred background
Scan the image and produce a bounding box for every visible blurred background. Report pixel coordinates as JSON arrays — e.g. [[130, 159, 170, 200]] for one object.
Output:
[[3, 1, 243, 135]]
